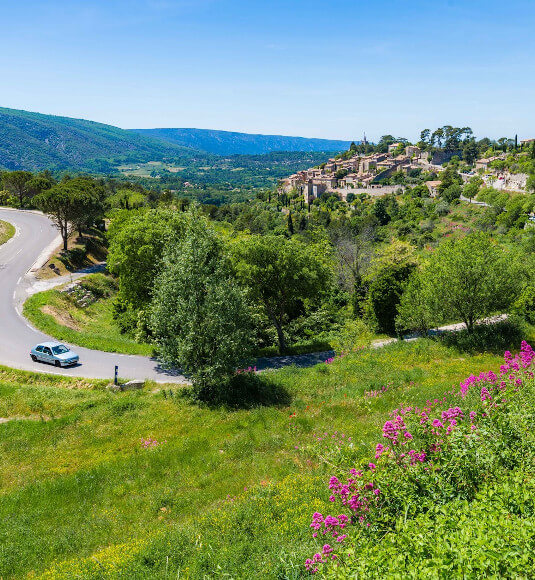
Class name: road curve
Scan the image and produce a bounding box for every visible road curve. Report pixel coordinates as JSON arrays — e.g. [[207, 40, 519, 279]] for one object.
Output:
[[0, 208, 187, 383]]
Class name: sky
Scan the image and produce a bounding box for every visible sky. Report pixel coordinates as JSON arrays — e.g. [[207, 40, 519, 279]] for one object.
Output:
[[0, 0, 534, 142]]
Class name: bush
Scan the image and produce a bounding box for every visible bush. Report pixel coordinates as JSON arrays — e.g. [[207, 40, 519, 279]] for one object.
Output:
[[438, 317, 525, 354], [513, 286, 535, 325], [303, 342, 535, 576]]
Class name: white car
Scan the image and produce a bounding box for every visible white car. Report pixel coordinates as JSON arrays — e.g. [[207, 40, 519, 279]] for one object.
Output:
[[30, 342, 80, 367]]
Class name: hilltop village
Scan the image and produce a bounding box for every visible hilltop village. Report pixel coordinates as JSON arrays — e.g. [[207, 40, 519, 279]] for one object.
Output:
[[281, 137, 535, 202]]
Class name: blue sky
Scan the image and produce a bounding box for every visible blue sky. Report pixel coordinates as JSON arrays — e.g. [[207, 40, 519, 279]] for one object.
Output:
[[1, 0, 534, 141]]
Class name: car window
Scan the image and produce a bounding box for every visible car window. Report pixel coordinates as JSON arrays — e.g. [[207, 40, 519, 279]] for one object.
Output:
[[43, 347, 52, 355], [36, 346, 44, 352], [52, 345, 69, 355]]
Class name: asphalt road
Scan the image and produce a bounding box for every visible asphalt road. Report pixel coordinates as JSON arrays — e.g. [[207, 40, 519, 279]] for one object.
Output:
[[0, 209, 187, 383]]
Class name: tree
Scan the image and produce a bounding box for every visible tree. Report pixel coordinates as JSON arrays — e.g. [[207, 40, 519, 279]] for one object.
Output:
[[59, 177, 105, 236], [462, 139, 478, 165], [395, 270, 435, 335], [420, 129, 431, 145], [107, 209, 187, 331], [2, 171, 33, 207], [438, 165, 462, 196], [232, 235, 332, 353], [463, 175, 483, 201], [397, 233, 518, 333], [372, 197, 390, 225], [150, 214, 254, 393], [287, 211, 294, 235], [333, 226, 375, 316], [34, 179, 105, 250], [34, 186, 77, 250], [442, 183, 462, 203], [363, 240, 418, 334]]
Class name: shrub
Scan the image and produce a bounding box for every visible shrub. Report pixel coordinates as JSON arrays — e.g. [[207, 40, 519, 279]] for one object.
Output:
[[303, 342, 535, 575], [513, 286, 535, 325]]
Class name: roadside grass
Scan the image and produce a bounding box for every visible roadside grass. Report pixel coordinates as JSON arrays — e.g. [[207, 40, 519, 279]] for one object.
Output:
[[0, 219, 15, 246], [0, 339, 512, 579], [23, 275, 153, 356]]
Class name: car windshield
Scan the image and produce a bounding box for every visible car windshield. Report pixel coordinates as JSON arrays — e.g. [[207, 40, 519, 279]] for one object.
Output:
[[52, 345, 69, 355]]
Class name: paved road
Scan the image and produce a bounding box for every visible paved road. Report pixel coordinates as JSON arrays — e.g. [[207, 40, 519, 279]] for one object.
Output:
[[0, 209, 187, 383]]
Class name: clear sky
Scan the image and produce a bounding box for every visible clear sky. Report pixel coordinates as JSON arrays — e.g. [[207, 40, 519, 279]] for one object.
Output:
[[1, 0, 534, 141]]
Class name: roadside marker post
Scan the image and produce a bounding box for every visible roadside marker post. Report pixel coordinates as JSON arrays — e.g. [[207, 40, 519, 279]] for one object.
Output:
[[114, 365, 118, 386]]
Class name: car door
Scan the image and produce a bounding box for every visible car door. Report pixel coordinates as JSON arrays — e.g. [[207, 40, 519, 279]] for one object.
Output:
[[41, 347, 54, 364], [34, 345, 45, 362]]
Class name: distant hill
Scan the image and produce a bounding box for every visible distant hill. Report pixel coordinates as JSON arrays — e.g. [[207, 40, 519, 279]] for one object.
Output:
[[0, 107, 197, 171], [130, 128, 353, 155]]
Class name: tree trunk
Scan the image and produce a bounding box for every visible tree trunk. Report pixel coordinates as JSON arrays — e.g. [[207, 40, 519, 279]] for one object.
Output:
[[274, 321, 286, 354], [62, 219, 69, 251]]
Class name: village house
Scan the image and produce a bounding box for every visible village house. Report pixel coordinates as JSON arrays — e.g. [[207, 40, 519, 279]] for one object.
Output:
[[405, 145, 420, 157], [426, 180, 441, 197], [475, 155, 505, 171]]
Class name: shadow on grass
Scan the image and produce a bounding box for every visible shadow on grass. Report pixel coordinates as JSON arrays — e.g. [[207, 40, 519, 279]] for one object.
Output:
[[191, 373, 292, 410], [437, 317, 525, 355]]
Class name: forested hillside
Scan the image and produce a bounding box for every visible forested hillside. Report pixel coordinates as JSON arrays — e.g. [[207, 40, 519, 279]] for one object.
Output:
[[0, 107, 197, 171], [131, 127, 352, 155]]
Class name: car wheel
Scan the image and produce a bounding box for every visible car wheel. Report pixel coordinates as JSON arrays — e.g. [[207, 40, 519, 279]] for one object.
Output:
[[55, 360, 61, 367], [31, 355, 37, 362]]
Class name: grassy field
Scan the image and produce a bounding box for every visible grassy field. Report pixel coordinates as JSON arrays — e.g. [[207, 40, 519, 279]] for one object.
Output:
[[0, 338, 516, 578], [0, 219, 15, 246], [23, 274, 153, 356]]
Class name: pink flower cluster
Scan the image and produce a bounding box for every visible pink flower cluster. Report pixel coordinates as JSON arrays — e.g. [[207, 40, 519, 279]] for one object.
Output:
[[327, 472, 380, 524], [382, 415, 412, 445], [140, 437, 166, 449], [365, 384, 389, 398], [236, 366, 257, 374], [305, 544, 337, 573]]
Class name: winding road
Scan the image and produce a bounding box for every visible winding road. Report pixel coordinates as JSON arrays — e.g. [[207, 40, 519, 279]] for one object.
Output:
[[0, 209, 187, 383]]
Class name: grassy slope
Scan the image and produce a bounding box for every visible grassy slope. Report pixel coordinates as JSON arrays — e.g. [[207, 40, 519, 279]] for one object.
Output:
[[0, 340, 509, 578], [0, 219, 15, 245], [23, 279, 152, 356]]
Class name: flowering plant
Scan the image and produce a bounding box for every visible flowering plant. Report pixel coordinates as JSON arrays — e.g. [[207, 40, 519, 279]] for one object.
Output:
[[305, 342, 534, 574]]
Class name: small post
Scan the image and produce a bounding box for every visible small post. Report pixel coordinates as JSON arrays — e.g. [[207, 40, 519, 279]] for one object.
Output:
[[114, 365, 119, 386]]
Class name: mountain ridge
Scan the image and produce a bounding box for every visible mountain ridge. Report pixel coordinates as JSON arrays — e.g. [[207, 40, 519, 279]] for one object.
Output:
[[130, 127, 353, 155]]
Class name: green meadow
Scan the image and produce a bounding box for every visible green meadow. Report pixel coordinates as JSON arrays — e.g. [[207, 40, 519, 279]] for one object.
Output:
[[0, 339, 510, 578]]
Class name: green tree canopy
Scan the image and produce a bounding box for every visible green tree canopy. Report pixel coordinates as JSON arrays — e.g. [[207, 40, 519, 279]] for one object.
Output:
[[396, 233, 519, 333], [150, 213, 254, 392], [2, 171, 33, 207], [34, 178, 105, 249], [232, 235, 333, 353], [107, 209, 187, 332], [363, 240, 418, 334]]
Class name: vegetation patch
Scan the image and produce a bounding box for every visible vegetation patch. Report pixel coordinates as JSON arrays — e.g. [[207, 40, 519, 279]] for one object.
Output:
[[23, 274, 153, 356], [0, 219, 15, 245]]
